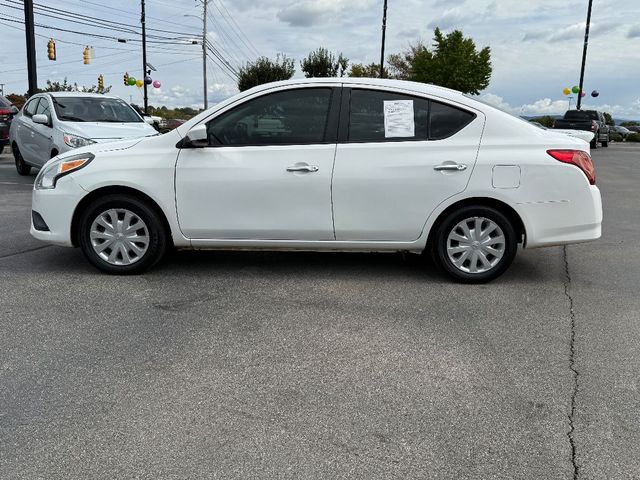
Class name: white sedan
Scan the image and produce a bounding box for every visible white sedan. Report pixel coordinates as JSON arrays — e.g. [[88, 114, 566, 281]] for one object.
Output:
[[30, 79, 602, 282]]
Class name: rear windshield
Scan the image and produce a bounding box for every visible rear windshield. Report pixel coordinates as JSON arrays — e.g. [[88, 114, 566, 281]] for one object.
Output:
[[52, 96, 143, 123], [0, 96, 11, 107], [564, 110, 598, 120]]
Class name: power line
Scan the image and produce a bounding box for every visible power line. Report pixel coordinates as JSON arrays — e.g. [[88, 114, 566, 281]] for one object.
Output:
[[214, 0, 260, 57]]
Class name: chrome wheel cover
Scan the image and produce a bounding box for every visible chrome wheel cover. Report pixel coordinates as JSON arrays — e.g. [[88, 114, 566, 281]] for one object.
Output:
[[446, 216, 506, 274], [90, 209, 150, 266]]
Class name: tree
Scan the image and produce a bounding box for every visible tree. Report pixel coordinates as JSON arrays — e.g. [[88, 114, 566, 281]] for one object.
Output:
[[620, 120, 639, 127], [529, 116, 556, 128], [301, 47, 348, 78], [237, 55, 295, 92], [42, 77, 111, 94], [602, 112, 614, 126], [6, 93, 26, 109], [388, 27, 491, 95], [349, 63, 389, 78]]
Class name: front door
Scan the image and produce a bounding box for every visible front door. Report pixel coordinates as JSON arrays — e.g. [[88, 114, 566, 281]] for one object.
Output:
[[32, 96, 54, 166], [332, 88, 485, 242], [176, 86, 340, 240]]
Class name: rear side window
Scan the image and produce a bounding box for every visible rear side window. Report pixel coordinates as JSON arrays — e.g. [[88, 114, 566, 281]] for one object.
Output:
[[429, 101, 476, 140], [349, 90, 429, 142], [23, 98, 40, 117], [348, 89, 475, 142]]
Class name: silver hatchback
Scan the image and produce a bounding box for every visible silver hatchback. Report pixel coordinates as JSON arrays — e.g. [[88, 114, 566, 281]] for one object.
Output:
[[9, 92, 158, 175]]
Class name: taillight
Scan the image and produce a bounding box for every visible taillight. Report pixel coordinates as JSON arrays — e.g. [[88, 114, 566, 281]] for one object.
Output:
[[547, 149, 596, 185], [0, 108, 10, 121], [591, 121, 597, 131]]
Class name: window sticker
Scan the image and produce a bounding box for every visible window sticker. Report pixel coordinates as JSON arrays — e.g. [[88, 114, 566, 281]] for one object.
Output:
[[383, 100, 415, 138]]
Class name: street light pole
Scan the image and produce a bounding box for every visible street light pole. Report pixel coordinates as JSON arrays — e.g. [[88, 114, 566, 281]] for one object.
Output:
[[202, 0, 208, 109], [576, 0, 593, 110], [379, 0, 388, 78], [141, 0, 149, 114], [24, 0, 38, 97]]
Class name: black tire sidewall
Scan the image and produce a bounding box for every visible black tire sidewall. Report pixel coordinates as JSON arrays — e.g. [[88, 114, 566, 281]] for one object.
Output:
[[13, 145, 31, 176], [433, 206, 518, 283], [78, 195, 167, 274]]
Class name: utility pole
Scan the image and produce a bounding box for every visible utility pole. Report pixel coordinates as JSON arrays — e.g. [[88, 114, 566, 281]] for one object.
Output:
[[0, 84, 4, 96], [202, 0, 208, 109], [379, 0, 387, 78], [24, 0, 38, 96], [576, 0, 593, 110], [141, 0, 149, 114]]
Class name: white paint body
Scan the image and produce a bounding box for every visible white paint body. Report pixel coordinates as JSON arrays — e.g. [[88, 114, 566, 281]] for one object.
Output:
[[30, 78, 602, 255]]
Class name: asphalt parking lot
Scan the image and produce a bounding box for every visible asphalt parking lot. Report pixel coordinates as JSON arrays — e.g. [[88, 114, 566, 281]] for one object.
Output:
[[0, 144, 638, 479]]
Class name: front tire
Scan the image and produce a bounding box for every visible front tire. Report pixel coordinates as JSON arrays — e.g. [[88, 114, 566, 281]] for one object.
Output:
[[12, 144, 31, 176], [431, 206, 518, 283], [78, 195, 167, 274]]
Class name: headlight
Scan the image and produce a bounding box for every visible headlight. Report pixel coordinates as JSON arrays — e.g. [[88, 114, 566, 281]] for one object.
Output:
[[35, 153, 94, 190], [63, 132, 96, 148]]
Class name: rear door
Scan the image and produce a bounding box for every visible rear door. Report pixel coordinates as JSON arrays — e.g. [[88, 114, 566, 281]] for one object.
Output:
[[15, 97, 41, 164], [332, 87, 484, 242]]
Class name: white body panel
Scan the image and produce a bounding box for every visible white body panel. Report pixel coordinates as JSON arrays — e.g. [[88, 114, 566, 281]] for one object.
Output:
[[29, 78, 602, 260]]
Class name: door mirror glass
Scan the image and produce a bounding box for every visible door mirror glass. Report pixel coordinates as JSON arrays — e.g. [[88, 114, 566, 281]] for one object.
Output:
[[32, 114, 50, 125], [185, 124, 208, 147]]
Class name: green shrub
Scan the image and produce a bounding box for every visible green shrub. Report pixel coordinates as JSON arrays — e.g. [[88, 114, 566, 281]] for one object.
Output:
[[626, 133, 640, 142], [609, 133, 623, 142]]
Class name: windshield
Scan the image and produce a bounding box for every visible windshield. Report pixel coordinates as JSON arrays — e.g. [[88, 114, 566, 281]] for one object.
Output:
[[52, 96, 143, 123]]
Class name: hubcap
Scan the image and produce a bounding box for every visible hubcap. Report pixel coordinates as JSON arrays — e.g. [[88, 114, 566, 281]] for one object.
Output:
[[446, 216, 506, 274], [89, 209, 149, 266]]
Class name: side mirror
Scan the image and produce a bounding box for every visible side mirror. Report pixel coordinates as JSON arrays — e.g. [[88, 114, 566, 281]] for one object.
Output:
[[10, 106, 19, 115], [32, 114, 50, 126], [143, 116, 155, 125], [185, 124, 209, 148]]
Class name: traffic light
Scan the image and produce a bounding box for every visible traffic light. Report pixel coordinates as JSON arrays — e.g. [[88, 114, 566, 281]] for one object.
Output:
[[83, 46, 90, 64], [47, 38, 56, 61], [123, 72, 129, 86], [98, 74, 104, 92]]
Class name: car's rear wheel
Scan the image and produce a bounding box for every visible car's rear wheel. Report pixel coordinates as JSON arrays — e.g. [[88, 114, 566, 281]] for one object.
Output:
[[590, 139, 598, 149], [431, 206, 518, 283], [601, 140, 608, 147], [78, 195, 167, 274], [12, 144, 31, 176]]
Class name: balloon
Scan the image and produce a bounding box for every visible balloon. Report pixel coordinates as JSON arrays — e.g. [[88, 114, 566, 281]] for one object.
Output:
[[136, 79, 143, 88], [128, 76, 136, 86], [580, 91, 586, 97], [153, 80, 161, 88], [572, 85, 580, 94], [563, 88, 571, 96], [144, 75, 153, 85], [591, 90, 599, 98]]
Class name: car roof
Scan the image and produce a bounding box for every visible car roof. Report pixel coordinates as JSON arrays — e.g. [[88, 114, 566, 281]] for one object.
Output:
[[44, 92, 121, 100]]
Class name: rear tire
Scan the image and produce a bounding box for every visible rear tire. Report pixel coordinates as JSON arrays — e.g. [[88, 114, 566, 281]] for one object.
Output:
[[590, 139, 598, 149], [78, 194, 167, 274], [12, 144, 31, 176], [601, 140, 608, 147], [431, 206, 518, 283]]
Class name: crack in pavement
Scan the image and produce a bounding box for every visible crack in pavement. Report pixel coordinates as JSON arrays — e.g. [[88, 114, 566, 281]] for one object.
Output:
[[0, 245, 52, 260], [563, 245, 579, 480]]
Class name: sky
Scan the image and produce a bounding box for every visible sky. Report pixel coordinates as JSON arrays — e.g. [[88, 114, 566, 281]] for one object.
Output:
[[1, 0, 639, 119]]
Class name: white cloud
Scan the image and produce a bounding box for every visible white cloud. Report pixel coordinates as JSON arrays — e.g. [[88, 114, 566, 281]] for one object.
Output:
[[277, 0, 376, 27]]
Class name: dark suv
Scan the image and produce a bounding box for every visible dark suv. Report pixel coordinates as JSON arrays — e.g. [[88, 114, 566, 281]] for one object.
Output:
[[0, 96, 19, 152]]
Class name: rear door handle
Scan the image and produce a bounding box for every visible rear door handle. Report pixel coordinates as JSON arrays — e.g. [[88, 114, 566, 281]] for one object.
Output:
[[286, 165, 319, 173], [434, 163, 467, 172]]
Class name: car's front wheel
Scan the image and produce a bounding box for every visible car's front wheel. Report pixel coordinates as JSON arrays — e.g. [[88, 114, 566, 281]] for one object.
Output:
[[12, 144, 31, 176], [431, 206, 518, 283], [78, 194, 168, 274]]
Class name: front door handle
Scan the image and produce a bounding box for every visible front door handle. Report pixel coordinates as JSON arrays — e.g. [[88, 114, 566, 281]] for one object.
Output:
[[434, 163, 467, 172], [286, 165, 319, 173]]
